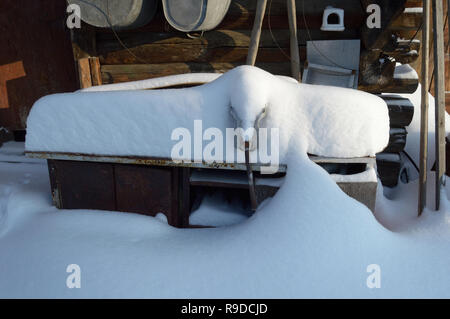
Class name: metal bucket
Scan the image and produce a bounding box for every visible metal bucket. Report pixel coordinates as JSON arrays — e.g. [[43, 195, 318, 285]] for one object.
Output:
[[67, 0, 158, 30], [162, 0, 231, 32]]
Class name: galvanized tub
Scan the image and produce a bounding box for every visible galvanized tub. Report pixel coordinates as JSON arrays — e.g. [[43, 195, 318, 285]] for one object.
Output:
[[162, 0, 231, 32], [67, 0, 158, 30]]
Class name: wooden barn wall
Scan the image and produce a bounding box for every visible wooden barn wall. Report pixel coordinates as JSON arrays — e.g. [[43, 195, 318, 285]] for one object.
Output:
[[0, 0, 77, 131]]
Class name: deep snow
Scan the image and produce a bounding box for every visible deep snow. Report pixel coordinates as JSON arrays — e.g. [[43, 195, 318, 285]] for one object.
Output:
[[0, 67, 449, 298], [0, 140, 449, 298], [26, 66, 389, 160]]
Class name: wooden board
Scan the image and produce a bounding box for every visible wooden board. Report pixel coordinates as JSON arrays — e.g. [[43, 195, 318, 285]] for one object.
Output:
[[0, 0, 77, 130], [53, 160, 116, 211], [48, 159, 189, 228], [115, 164, 176, 223]]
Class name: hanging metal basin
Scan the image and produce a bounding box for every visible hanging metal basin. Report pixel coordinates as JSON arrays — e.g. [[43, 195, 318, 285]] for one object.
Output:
[[67, 0, 158, 30], [162, 0, 231, 32]]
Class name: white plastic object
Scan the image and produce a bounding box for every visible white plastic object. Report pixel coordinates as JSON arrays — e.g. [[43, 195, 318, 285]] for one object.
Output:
[[321, 6, 345, 32]]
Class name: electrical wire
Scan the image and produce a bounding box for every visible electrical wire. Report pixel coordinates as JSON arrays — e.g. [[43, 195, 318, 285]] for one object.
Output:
[[267, 0, 295, 63], [73, 0, 149, 64], [402, 150, 420, 173]]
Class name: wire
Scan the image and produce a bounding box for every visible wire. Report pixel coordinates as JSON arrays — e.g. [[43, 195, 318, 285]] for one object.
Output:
[[267, 0, 295, 63], [74, 0, 149, 64], [402, 150, 420, 173], [300, 0, 354, 71]]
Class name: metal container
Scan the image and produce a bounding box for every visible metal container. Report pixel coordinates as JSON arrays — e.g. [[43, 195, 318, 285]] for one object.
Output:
[[162, 0, 231, 32], [67, 0, 158, 30]]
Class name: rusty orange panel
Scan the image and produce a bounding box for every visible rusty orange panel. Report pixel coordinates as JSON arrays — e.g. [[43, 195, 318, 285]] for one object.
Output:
[[0, 61, 26, 109]]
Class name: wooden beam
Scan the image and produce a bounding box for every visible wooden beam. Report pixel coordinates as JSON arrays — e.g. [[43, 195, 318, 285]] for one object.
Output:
[[100, 62, 292, 84], [360, 0, 407, 50], [432, 0, 447, 210], [287, 0, 300, 81], [89, 57, 102, 86], [247, 0, 268, 65], [419, 0, 430, 215], [77, 57, 92, 89], [390, 7, 424, 30]]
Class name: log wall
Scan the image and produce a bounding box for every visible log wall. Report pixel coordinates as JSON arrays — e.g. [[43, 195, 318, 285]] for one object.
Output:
[[72, 0, 422, 91]]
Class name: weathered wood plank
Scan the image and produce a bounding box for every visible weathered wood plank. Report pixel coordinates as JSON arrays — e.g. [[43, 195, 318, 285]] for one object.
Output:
[[418, 0, 430, 215], [359, 75, 419, 93], [390, 7, 423, 30], [247, 0, 268, 65], [89, 57, 102, 86], [100, 46, 299, 65], [287, 0, 301, 81], [96, 29, 359, 53], [432, 0, 446, 210], [77, 57, 92, 89]]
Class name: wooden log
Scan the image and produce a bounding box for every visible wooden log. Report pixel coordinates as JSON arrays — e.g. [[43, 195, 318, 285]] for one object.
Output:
[[100, 62, 292, 83], [419, 0, 430, 215], [383, 127, 408, 153], [376, 152, 402, 188], [432, 0, 446, 210], [85, 8, 365, 33], [359, 66, 419, 94], [392, 50, 420, 64], [95, 29, 359, 54], [89, 57, 102, 86], [359, 50, 396, 87], [383, 38, 421, 64], [390, 7, 423, 30], [99, 46, 299, 65], [77, 57, 92, 89], [247, 0, 267, 65], [380, 95, 415, 127], [360, 0, 407, 50]]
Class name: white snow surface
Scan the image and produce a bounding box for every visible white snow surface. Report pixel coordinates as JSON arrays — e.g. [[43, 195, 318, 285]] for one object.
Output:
[[80, 73, 223, 92], [1, 66, 449, 298], [1, 139, 450, 298], [26, 66, 389, 160]]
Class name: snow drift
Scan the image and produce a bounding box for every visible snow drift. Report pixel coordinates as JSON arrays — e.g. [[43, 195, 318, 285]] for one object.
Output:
[[25, 66, 390, 160]]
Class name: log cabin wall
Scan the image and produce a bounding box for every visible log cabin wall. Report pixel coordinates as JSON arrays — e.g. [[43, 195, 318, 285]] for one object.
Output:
[[405, 0, 449, 113], [72, 0, 422, 93], [73, 0, 366, 82]]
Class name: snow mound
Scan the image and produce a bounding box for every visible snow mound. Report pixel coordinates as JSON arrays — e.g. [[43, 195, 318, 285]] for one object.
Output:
[[26, 66, 389, 160]]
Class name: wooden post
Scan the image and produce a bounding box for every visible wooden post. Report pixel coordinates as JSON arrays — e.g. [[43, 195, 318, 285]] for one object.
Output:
[[246, 0, 268, 66], [89, 57, 102, 86], [77, 57, 102, 89], [432, 0, 446, 210], [77, 58, 92, 89], [419, 0, 431, 216], [287, 0, 301, 81]]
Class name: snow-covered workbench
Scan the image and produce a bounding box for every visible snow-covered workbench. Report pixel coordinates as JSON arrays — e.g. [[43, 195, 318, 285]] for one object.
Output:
[[24, 66, 389, 227]]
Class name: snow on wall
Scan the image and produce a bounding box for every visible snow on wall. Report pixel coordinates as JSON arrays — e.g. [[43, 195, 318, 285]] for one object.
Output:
[[25, 66, 389, 160]]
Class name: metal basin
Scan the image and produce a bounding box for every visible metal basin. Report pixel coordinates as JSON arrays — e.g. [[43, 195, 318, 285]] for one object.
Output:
[[162, 0, 231, 32], [67, 0, 158, 30]]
